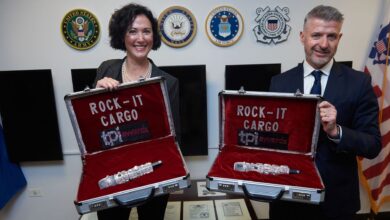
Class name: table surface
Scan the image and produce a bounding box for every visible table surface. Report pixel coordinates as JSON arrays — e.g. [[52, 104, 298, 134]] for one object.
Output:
[[168, 179, 258, 219]]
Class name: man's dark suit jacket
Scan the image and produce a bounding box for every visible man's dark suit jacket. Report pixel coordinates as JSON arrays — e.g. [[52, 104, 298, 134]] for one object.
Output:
[[269, 62, 381, 217], [93, 58, 181, 142]]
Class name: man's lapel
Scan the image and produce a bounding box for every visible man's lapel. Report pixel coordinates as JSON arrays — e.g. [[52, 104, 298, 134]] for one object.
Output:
[[294, 63, 305, 93], [323, 62, 343, 101]]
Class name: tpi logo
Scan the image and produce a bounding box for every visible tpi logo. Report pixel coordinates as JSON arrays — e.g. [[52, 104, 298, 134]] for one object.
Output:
[[237, 129, 289, 150], [238, 130, 260, 145], [100, 126, 123, 148]]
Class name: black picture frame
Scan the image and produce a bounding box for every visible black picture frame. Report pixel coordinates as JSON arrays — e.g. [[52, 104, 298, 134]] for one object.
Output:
[[0, 69, 63, 162], [71, 68, 97, 92], [339, 61, 353, 68], [159, 65, 208, 156], [225, 64, 281, 91]]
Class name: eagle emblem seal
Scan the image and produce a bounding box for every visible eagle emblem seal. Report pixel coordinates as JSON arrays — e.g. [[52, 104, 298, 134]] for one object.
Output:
[[206, 6, 244, 47], [61, 9, 100, 50], [253, 6, 291, 44], [158, 6, 197, 48]]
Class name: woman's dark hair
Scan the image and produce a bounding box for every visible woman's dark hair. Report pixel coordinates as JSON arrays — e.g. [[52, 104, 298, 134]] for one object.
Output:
[[109, 3, 161, 51]]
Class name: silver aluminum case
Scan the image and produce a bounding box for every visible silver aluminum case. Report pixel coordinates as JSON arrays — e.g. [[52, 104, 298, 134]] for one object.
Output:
[[65, 77, 190, 214], [206, 89, 325, 204]]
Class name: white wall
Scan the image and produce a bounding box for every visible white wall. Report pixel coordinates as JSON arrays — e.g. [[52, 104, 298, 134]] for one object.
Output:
[[0, 0, 389, 219]]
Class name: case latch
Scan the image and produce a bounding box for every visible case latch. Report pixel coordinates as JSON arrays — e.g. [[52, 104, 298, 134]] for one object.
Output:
[[138, 77, 147, 82], [238, 86, 246, 94], [83, 86, 91, 92], [294, 89, 303, 97]]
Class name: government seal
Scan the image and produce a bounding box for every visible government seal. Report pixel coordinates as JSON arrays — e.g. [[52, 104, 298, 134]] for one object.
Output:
[[61, 9, 100, 50], [205, 6, 244, 47], [158, 6, 197, 48], [253, 6, 291, 44]]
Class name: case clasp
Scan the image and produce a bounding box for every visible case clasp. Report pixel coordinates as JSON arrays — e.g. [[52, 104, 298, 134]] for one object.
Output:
[[238, 86, 246, 94], [83, 86, 91, 92], [294, 89, 303, 97]]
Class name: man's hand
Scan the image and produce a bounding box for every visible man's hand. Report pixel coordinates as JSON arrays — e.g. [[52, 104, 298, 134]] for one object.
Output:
[[318, 101, 338, 138]]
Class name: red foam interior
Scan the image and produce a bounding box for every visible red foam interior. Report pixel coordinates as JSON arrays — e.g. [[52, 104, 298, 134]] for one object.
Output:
[[222, 95, 318, 152], [68, 81, 187, 202], [76, 136, 187, 201], [207, 94, 323, 189], [70, 82, 171, 154], [207, 145, 324, 189]]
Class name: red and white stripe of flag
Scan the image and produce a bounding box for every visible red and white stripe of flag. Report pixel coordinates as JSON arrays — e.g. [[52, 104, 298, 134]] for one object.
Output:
[[359, 7, 390, 213]]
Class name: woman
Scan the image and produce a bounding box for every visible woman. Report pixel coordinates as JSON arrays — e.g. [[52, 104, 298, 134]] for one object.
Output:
[[94, 3, 180, 220]]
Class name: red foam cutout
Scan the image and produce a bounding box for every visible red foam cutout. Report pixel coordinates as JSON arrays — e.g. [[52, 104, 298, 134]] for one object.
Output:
[[208, 145, 323, 189], [76, 136, 187, 201]]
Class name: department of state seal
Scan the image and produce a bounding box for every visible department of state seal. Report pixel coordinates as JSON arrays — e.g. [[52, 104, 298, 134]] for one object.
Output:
[[61, 9, 100, 50], [206, 6, 244, 47], [158, 6, 197, 48]]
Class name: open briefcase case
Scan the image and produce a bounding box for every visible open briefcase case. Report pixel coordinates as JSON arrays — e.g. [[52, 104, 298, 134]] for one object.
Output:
[[206, 89, 325, 204], [65, 77, 190, 214]]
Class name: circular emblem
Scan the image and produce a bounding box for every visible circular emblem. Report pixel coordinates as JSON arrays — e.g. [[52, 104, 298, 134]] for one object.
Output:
[[253, 6, 291, 44], [205, 6, 244, 47], [259, 11, 286, 37], [61, 9, 100, 50], [158, 6, 197, 48]]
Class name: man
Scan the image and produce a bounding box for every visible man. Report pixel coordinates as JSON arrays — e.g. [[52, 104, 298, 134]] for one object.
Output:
[[269, 5, 381, 220]]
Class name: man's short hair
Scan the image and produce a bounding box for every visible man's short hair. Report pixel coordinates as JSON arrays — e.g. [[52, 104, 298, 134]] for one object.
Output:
[[304, 5, 344, 26]]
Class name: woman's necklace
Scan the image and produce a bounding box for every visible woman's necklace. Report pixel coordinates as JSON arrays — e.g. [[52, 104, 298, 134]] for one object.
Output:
[[121, 60, 152, 83]]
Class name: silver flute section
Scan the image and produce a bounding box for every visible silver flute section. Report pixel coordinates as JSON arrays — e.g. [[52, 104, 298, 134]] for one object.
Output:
[[98, 160, 162, 189], [233, 161, 300, 175]]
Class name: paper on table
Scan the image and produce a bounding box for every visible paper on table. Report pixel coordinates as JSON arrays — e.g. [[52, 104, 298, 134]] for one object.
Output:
[[215, 199, 251, 220], [183, 200, 216, 220], [164, 201, 181, 220]]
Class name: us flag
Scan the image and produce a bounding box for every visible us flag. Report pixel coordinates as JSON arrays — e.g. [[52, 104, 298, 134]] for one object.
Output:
[[358, 2, 390, 214]]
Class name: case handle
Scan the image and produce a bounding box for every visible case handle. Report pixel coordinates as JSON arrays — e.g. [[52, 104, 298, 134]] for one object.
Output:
[[242, 184, 284, 202], [113, 187, 155, 207]]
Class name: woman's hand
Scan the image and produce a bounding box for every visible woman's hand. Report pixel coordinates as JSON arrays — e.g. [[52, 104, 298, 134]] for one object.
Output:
[[96, 77, 120, 90]]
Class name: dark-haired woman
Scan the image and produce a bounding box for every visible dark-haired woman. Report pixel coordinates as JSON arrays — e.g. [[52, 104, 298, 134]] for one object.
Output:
[[94, 3, 180, 220]]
